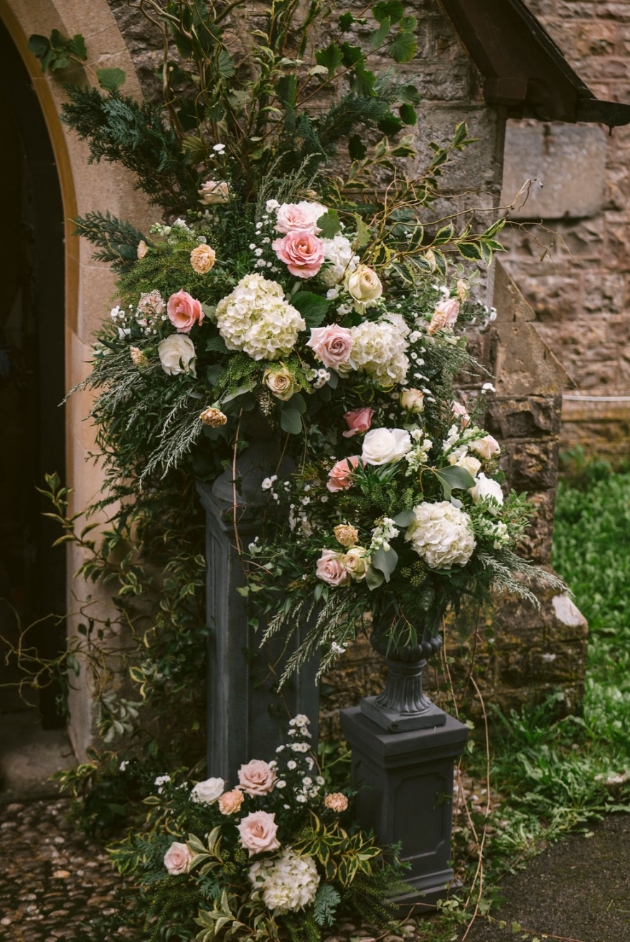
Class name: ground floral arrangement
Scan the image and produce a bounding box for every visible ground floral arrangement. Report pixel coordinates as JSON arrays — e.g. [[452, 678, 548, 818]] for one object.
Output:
[[109, 716, 409, 941], [26, 0, 562, 931]]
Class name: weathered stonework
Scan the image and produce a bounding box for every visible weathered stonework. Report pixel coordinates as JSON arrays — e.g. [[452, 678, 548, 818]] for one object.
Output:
[[500, 0, 630, 458]]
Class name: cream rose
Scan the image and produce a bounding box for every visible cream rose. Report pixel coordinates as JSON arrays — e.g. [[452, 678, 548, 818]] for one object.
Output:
[[470, 473, 504, 513], [345, 265, 383, 310], [361, 428, 412, 466], [237, 810, 281, 856], [264, 365, 295, 401], [400, 388, 424, 414], [198, 180, 229, 204], [316, 549, 350, 586], [342, 547, 371, 581], [306, 325, 353, 370], [469, 434, 501, 460], [456, 454, 481, 478], [164, 841, 193, 875], [158, 334, 196, 376], [190, 777, 225, 805], [238, 759, 277, 797], [191, 244, 216, 274], [219, 788, 245, 815], [334, 524, 359, 548]]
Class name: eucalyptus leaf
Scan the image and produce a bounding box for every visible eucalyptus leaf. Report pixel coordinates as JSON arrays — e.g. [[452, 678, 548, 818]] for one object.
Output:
[[280, 407, 302, 435], [372, 546, 398, 582], [393, 509, 415, 527], [435, 465, 476, 500], [366, 566, 385, 591]]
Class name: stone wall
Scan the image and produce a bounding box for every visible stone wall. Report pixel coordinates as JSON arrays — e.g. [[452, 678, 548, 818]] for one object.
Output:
[[499, 0, 630, 460]]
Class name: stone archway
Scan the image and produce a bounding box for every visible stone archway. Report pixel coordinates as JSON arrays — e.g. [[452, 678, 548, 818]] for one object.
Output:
[[0, 0, 153, 758]]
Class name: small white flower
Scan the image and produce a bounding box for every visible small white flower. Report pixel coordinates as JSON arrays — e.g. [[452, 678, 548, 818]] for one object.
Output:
[[213, 143, 226, 152], [296, 794, 307, 803], [482, 382, 496, 393], [287, 760, 297, 770], [266, 199, 280, 212], [276, 780, 287, 789]]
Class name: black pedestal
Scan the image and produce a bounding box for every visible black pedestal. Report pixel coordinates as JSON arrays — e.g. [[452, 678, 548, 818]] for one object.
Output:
[[340, 707, 468, 912]]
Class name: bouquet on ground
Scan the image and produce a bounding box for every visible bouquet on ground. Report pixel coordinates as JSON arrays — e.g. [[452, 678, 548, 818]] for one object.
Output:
[[110, 717, 408, 941]]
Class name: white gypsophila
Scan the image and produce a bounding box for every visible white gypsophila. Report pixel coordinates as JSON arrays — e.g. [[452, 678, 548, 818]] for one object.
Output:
[[216, 274, 306, 360], [249, 849, 320, 914], [349, 320, 409, 386], [469, 473, 504, 514], [190, 777, 225, 805], [319, 235, 359, 286], [405, 501, 476, 569], [405, 428, 433, 474]]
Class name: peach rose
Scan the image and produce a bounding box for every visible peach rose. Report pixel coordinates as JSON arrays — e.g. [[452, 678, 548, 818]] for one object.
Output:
[[164, 841, 193, 875], [334, 524, 359, 548], [237, 810, 281, 856], [316, 549, 350, 586], [200, 407, 228, 427], [327, 455, 362, 493], [167, 290, 204, 333], [272, 230, 325, 278], [342, 407, 375, 438], [219, 788, 245, 815], [428, 297, 460, 334], [238, 759, 277, 797], [276, 201, 326, 234], [307, 325, 353, 370], [190, 244, 216, 274], [324, 793, 349, 812], [469, 434, 501, 460], [198, 180, 229, 204], [452, 401, 470, 427]]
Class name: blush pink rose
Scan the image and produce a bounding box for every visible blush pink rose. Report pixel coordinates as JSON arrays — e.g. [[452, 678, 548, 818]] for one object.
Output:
[[316, 549, 350, 586], [272, 230, 325, 278], [452, 401, 470, 428], [428, 297, 460, 334], [164, 841, 193, 875], [327, 455, 362, 493], [469, 434, 501, 460], [276, 201, 326, 234], [343, 407, 375, 438], [238, 759, 277, 797], [237, 810, 281, 857], [167, 290, 204, 333], [307, 325, 353, 369]]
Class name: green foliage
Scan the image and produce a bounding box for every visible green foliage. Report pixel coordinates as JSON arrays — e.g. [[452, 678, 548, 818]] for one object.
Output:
[[28, 30, 86, 73], [73, 211, 147, 271]]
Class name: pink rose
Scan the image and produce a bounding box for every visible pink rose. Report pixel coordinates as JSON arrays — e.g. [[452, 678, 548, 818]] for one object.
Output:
[[167, 290, 204, 333], [237, 810, 281, 856], [316, 549, 350, 586], [342, 407, 375, 438], [428, 297, 460, 334], [307, 325, 353, 369], [469, 434, 501, 460], [276, 201, 326, 234], [164, 841, 193, 875], [327, 455, 362, 493], [452, 401, 470, 427], [272, 230, 325, 278], [238, 760, 277, 797]]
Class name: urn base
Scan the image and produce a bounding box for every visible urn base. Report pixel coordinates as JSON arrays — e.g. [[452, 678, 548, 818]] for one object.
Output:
[[361, 694, 447, 733]]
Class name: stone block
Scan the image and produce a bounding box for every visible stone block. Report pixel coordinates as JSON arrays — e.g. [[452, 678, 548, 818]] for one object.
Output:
[[503, 439, 560, 491], [502, 121, 607, 219], [486, 396, 563, 439], [519, 489, 557, 564]]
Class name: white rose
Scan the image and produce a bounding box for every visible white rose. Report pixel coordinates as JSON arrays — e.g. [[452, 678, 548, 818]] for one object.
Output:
[[362, 428, 412, 466], [456, 454, 481, 478], [158, 334, 196, 375], [469, 434, 501, 460], [345, 265, 383, 310], [190, 777, 225, 805], [469, 473, 504, 514], [400, 388, 424, 413]]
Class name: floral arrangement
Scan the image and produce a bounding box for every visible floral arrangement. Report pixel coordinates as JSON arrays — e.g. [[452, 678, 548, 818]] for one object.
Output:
[[109, 716, 408, 940]]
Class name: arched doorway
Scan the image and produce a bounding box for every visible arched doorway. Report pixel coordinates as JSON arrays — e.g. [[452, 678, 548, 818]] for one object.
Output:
[[0, 16, 66, 731]]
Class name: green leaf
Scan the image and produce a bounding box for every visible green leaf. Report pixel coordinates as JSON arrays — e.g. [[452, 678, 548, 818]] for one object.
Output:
[[352, 65, 376, 97], [280, 407, 302, 435], [291, 291, 330, 327], [400, 83, 421, 105], [388, 30, 417, 63], [317, 209, 342, 239], [27, 34, 50, 61], [339, 13, 354, 30], [378, 111, 403, 136], [340, 42, 363, 67], [366, 566, 385, 591], [374, 0, 404, 24], [369, 17, 391, 49], [399, 103, 417, 125], [372, 546, 398, 582], [457, 241, 484, 261], [315, 42, 343, 75], [349, 135, 367, 160], [435, 465, 476, 500], [206, 335, 229, 354], [217, 49, 235, 78], [352, 213, 371, 248], [276, 74, 297, 108], [393, 509, 415, 526], [96, 67, 126, 92], [290, 393, 307, 415], [67, 34, 87, 60]]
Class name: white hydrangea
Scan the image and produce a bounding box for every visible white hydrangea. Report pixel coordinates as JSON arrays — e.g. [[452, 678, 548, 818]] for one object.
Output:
[[319, 235, 359, 286], [405, 501, 476, 569], [216, 274, 306, 361], [249, 849, 320, 913], [349, 320, 409, 386]]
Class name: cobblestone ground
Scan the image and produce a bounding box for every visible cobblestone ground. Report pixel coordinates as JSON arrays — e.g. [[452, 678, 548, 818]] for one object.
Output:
[[0, 799, 427, 942]]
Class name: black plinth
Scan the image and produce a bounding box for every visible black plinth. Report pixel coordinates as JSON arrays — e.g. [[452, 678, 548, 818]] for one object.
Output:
[[340, 706, 468, 912], [198, 464, 319, 787]]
